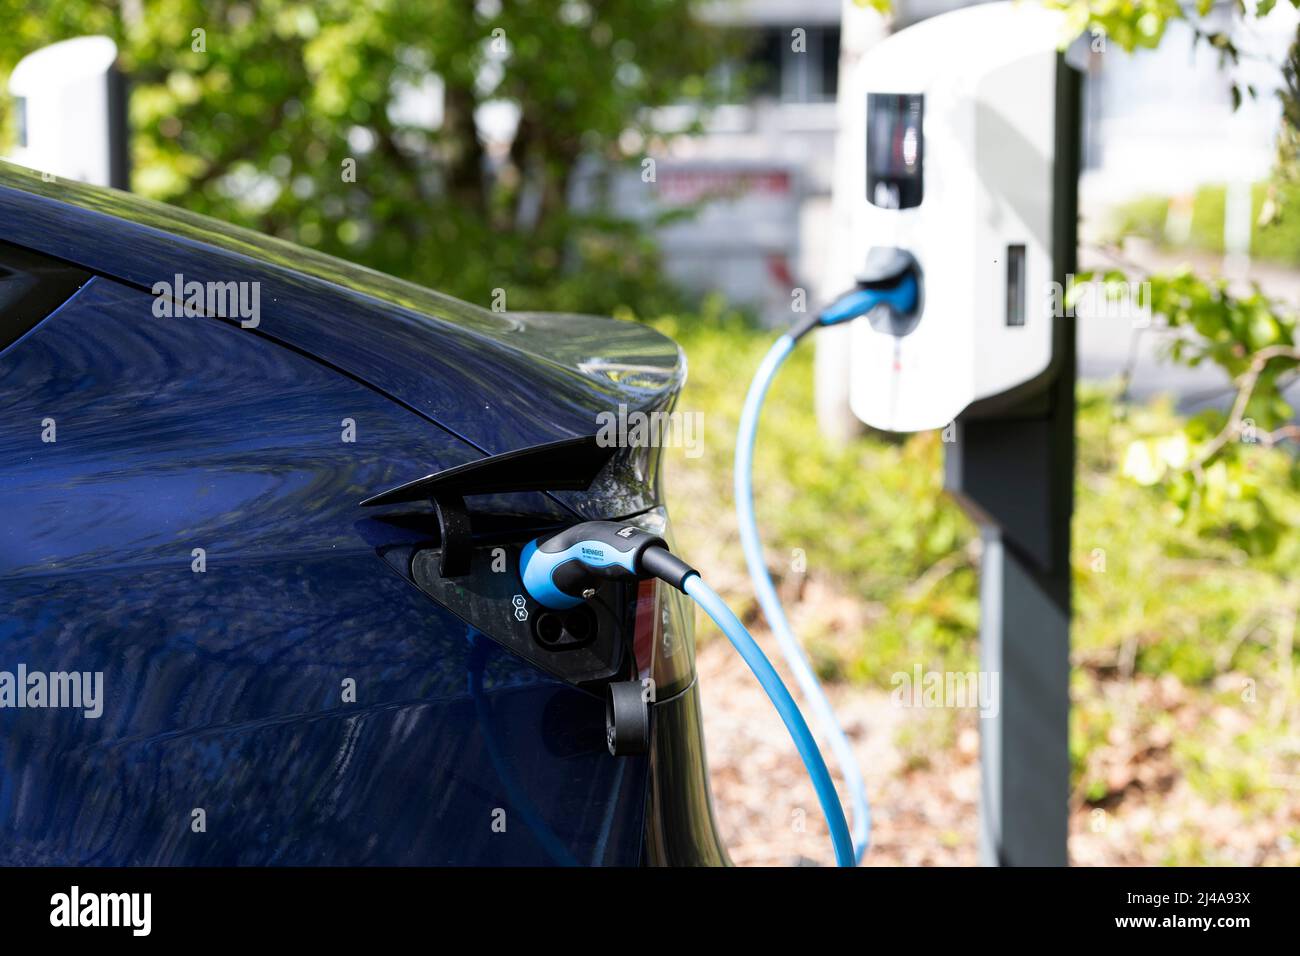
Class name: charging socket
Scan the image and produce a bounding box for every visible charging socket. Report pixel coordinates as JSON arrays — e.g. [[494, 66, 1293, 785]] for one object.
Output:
[[533, 605, 598, 651]]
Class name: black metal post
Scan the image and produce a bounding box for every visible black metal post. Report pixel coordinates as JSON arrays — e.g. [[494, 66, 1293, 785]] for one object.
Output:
[[943, 55, 1080, 866]]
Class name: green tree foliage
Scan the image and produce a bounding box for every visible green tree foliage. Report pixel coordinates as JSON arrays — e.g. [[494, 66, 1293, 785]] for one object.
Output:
[[1084, 270, 1300, 560], [1275, 22, 1300, 193], [0, 0, 734, 313], [1049, 1, 1300, 551]]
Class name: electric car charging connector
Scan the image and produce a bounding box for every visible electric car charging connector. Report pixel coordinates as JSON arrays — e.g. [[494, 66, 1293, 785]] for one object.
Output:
[[519, 520, 857, 868]]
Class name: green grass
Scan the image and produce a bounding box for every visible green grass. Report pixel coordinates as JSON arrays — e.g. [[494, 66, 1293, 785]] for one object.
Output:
[[1110, 181, 1300, 266], [654, 303, 978, 683], [654, 306, 1300, 830]]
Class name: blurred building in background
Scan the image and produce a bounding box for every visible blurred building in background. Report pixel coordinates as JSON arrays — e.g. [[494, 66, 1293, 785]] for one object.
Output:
[[1075, 3, 1300, 405], [575, 0, 1296, 326], [571, 0, 848, 322], [1080, 8, 1292, 204], [7, 0, 1294, 336]]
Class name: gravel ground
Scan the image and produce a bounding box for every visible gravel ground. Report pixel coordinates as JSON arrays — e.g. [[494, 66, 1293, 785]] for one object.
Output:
[[695, 636, 1300, 867], [695, 636, 981, 867]]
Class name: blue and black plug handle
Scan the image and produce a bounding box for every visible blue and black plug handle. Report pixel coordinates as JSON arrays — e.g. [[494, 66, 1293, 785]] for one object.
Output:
[[520, 523, 694, 611], [788, 246, 920, 342], [519, 520, 857, 867]]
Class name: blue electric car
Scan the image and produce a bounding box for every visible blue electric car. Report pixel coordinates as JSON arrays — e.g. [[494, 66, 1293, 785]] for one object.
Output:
[[0, 163, 728, 865]]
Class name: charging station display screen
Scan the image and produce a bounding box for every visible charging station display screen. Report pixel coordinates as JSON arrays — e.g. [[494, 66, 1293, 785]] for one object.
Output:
[[867, 93, 923, 209]]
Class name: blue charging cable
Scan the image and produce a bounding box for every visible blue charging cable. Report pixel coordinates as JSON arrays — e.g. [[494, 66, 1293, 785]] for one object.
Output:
[[681, 572, 856, 866], [520, 520, 856, 866], [734, 272, 919, 864]]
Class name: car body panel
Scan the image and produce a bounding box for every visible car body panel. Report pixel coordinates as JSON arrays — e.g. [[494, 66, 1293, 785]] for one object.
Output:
[[0, 275, 651, 864], [0, 163, 683, 518]]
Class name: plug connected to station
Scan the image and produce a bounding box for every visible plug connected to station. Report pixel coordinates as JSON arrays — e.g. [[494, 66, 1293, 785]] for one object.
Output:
[[790, 247, 922, 342]]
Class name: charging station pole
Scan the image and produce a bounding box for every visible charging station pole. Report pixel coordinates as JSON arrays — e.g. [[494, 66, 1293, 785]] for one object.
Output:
[[830, 1, 1085, 864], [945, 58, 1080, 867]]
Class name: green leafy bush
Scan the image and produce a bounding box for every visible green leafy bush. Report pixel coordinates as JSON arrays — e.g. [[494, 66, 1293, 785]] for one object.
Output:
[[659, 311, 1300, 816]]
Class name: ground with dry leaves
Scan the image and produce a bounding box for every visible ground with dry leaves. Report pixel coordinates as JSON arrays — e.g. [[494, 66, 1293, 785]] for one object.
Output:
[[660, 315, 1300, 868], [696, 631, 1300, 866]]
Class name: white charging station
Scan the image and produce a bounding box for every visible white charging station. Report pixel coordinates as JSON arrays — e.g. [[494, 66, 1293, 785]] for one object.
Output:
[[6, 36, 129, 189], [829, 3, 1067, 433], [829, 2, 1082, 866]]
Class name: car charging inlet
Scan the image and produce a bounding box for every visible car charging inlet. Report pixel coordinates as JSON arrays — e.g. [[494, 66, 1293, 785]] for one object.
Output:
[[519, 519, 857, 867]]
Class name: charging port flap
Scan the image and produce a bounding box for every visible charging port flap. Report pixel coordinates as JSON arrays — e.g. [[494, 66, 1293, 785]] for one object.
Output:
[[360, 435, 615, 577]]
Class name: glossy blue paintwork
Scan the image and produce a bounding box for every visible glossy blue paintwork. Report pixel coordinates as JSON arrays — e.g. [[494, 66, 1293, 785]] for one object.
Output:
[[0, 165, 685, 519], [0, 265, 652, 863]]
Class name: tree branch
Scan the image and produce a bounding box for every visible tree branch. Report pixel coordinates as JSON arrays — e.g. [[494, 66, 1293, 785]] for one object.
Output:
[[1191, 344, 1300, 476]]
